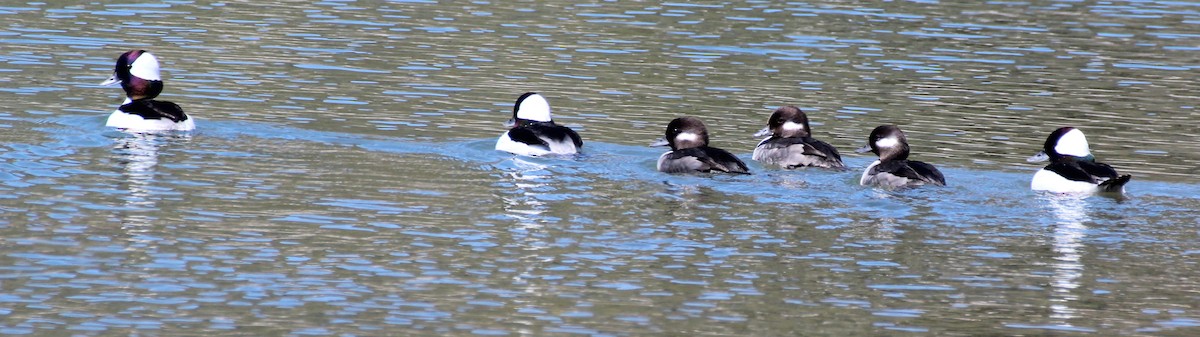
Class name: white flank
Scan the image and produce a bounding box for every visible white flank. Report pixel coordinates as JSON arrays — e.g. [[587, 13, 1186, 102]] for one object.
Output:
[[545, 138, 578, 155], [1031, 169, 1098, 194], [751, 140, 769, 161], [106, 110, 195, 131], [516, 94, 552, 122], [1054, 129, 1091, 157], [130, 52, 162, 81]]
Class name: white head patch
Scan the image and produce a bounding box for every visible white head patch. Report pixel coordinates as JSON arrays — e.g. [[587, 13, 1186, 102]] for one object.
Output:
[[782, 121, 805, 132], [516, 94, 552, 122], [675, 132, 700, 143], [131, 52, 161, 81], [1055, 128, 1091, 157], [875, 136, 900, 149]]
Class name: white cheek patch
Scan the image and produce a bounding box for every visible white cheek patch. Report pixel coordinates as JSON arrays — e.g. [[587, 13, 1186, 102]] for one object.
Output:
[[130, 52, 161, 81], [1055, 129, 1091, 157], [675, 132, 700, 143], [875, 136, 899, 149], [516, 94, 552, 122], [782, 121, 805, 132]]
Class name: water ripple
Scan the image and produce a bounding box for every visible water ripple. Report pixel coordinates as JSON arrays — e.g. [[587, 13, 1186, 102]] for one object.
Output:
[[0, 1, 1199, 336]]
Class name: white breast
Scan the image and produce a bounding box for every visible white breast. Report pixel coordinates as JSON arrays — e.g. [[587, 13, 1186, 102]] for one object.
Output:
[[860, 160, 881, 185]]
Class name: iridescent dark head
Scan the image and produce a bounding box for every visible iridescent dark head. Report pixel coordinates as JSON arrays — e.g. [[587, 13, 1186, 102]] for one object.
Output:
[[100, 50, 163, 100]]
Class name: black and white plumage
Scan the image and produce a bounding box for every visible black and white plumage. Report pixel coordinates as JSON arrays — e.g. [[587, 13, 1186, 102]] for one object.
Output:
[[751, 106, 844, 169], [100, 50, 194, 131], [858, 125, 945, 188], [653, 117, 750, 175], [495, 92, 583, 156], [1028, 127, 1130, 194]]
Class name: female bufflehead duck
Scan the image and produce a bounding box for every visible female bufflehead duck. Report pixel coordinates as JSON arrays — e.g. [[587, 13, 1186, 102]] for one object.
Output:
[[652, 117, 750, 174], [495, 92, 582, 156], [100, 50, 194, 131], [752, 106, 844, 169], [1028, 127, 1131, 194], [857, 125, 945, 188]]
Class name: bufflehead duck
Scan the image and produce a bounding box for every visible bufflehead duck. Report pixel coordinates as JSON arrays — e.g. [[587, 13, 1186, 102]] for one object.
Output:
[[495, 92, 582, 156], [100, 50, 194, 131], [857, 125, 945, 188], [1028, 127, 1131, 194], [652, 117, 750, 174], [752, 106, 845, 169]]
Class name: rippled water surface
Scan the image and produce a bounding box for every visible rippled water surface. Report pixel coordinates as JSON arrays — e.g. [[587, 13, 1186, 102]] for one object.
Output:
[[2, 1, 1200, 336]]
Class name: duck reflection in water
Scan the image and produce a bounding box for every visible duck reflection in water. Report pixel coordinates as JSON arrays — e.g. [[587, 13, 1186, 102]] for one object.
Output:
[[110, 132, 191, 229], [496, 157, 557, 237], [1042, 194, 1090, 325]]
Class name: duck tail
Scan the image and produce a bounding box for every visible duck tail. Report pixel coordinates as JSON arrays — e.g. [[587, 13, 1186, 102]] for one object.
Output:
[[1099, 174, 1132, 193]]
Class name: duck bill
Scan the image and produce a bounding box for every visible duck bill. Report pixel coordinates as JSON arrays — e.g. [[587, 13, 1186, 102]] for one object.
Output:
[[649, 137, 669, 147], [854, 145, 872, 153], [503, 118, 516, 128], [752, 126, 771, 138], [1026, 151, 1049, 162], [99, 73, 120, 86]]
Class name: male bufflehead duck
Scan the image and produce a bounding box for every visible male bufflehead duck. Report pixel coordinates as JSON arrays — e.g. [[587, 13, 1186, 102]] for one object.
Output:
[[652, 117, 750, 174], [100, 50, 194, 132], [751, 106, 844, 169], [1028, 127, 1131, 194], [857, 125, 945, 188], [495, 92, 582, 156]]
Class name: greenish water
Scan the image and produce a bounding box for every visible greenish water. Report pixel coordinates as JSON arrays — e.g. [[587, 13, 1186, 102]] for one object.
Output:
[[1, 1, 1199, 336]]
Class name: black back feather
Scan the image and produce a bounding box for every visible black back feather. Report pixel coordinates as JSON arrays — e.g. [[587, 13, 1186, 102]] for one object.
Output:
[[525, 122, 582, 148], [755, 137, 845, 169], [1044, 159, 1120, 183], [119, 99, 188, 123], [1099, 174, 1132, 193], [759, 137, 843, 161], [506, 127, 550, 147], [1043, 157, 1130, 192], [509, 122, 582, 148], [871, 160, 945, 186], [665, 147, 750, 174], [1043, 162, 1097, 183], [1077, 160, 1120, 180]]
